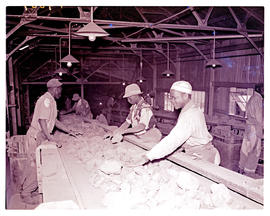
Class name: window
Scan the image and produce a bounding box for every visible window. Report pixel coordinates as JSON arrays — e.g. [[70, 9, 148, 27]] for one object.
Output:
[[164, 91, 205, 112], [229, 87, 253, 117], [164, 92, 174, 111], [191, 91, 205, 113]]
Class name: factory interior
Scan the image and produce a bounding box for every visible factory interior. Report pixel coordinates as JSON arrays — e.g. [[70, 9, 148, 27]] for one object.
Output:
[[5, 6, 265, 210]]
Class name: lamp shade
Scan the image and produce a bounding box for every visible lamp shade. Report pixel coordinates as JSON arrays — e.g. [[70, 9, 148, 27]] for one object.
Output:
[[76, 22, 109, 40], [60, 54, 79, 64], [161, 69, 174, 77], [137, 75, 146, 83], [53, 67, 68, 74], [206, 59, 222, 68]]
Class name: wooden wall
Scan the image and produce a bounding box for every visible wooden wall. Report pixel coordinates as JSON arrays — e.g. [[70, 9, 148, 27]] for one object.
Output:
[[154, 46, 263, 115]]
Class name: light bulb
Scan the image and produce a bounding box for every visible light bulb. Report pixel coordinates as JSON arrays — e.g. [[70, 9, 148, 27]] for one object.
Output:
[[212, 64, 216, 68], [122, 82, 126, 86], [99, 102, 102, 106], [59, 72, 63, 76], [139, 79, 143, 83], [88, 34, 96, 42], [67, 61, 72, 67], [166, 73, 170, 77]]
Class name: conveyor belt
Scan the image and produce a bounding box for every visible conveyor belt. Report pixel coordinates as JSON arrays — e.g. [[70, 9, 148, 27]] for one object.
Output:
[[38, 120, 263, 209], [123, 135, 263, 205]]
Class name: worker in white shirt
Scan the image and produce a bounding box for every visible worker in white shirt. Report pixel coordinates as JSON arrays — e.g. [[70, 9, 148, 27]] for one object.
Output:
[[138, 81, 220, 165], [110, 83, 162, 144], [238, 84, 263, 177], [61, 93, 93, 120]]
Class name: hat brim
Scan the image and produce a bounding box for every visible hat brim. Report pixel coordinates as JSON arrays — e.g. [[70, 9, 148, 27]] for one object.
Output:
[[123, 91, 142, 98]]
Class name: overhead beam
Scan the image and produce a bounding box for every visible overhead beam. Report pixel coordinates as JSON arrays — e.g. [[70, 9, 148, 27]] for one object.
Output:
[[121, 33, 262, 42], [21, 81, 122, 85], [6, 15, 263, 33], [185, 42, 208, 61], [6, 36, 37, 60], [241, 7, 264, 25]]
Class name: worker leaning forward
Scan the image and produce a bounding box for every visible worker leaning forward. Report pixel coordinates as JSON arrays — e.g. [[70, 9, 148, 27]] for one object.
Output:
[[110, 83, 162, 144], [137, 81, 221, 166], [60, 93, 93, 121], [20, 78, 80, 205]]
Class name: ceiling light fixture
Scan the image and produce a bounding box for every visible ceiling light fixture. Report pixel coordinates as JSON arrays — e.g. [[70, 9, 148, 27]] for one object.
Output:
[[75, 7, 109, 42], [206, 31, 222, 68], [161, 42, 174, 77], [54, 38, 69, 76], [19, 44, 29, 51], [137, 50, 146, 83], [60, 22, 79, 67]]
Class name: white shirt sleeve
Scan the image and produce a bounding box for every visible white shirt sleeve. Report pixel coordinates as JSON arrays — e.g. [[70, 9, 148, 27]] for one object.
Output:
[[146, 113, 193, 161], [139, 108, 153, 129]]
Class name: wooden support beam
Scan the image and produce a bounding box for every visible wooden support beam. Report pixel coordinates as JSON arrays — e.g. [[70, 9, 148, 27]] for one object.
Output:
[[22, 81, 122, 85], [26, 85, 31, 125], [14, 67, 22, 128], [8, 57, 18, 135]]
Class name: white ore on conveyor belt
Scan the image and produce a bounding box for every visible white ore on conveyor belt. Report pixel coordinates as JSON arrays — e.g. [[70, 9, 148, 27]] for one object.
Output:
[[53, 114, 256, 210]]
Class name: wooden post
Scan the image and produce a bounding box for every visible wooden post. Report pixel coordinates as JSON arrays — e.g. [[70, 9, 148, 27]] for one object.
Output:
[[175, 52, 181, 81], [81, 84, 84, 99], [8, 57, 18, 135], [26, 85, 30, 125], [14, 67, 22, 128], [153, 57, 157, 108]]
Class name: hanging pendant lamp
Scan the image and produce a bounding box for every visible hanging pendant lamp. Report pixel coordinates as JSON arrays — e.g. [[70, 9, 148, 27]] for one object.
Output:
[[60, 22, 79, 67], [206, 31, 222, 68], [162, 43, 175, 77], [75, 7, 109, 41], [137, 51, 146, 83], [53, 38, 68, 76]]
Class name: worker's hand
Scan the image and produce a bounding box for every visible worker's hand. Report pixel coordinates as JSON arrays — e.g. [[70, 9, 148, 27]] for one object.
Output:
[[68, 129, 83, 137], [46, 136, 62, 148], [134, 154, 150, 166], [112, 128, 125, 137], [111, 133, 123, 144], [103, 132, 113, 140], [47, 135, 57, 143]]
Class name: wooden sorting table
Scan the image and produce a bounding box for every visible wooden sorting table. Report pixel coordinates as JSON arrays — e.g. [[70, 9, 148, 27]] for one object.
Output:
[[38, 122, 263, 209]]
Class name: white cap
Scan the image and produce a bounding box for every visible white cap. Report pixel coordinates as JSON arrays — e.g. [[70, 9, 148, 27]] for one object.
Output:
[[170, 81, 192, 94], [123, 83, 143, 98]]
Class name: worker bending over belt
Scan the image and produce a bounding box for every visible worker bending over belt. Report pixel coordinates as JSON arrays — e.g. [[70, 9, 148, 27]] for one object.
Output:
[[21, 79, 80, 205], [111, 83, 162, 144], [61, 93, 93, 121], [139, 81, 221, 165]]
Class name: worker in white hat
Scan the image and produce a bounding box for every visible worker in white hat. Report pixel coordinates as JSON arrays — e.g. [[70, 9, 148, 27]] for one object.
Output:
[[60, 93, 93, 121], [137, 80, 220, 166], [21, 78, 81, 205], [110, 83, 162, 144]]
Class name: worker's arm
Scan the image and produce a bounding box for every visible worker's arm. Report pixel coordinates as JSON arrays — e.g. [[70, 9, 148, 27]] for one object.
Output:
[[122, 123, 146, 134], [60, 103, 76, 115], [119, 107, 152, 135], [55, 119, 71, 133], [146, 112, 192, 161], [113, 120, 130, 135], [38, 119, 55, 141]]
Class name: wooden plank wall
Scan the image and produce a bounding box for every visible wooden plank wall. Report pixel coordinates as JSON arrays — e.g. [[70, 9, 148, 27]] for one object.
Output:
[[155, 48, 263, 114]]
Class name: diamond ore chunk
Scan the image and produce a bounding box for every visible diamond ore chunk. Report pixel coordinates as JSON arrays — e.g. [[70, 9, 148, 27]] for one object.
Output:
[[99, 160, 123, 175]]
